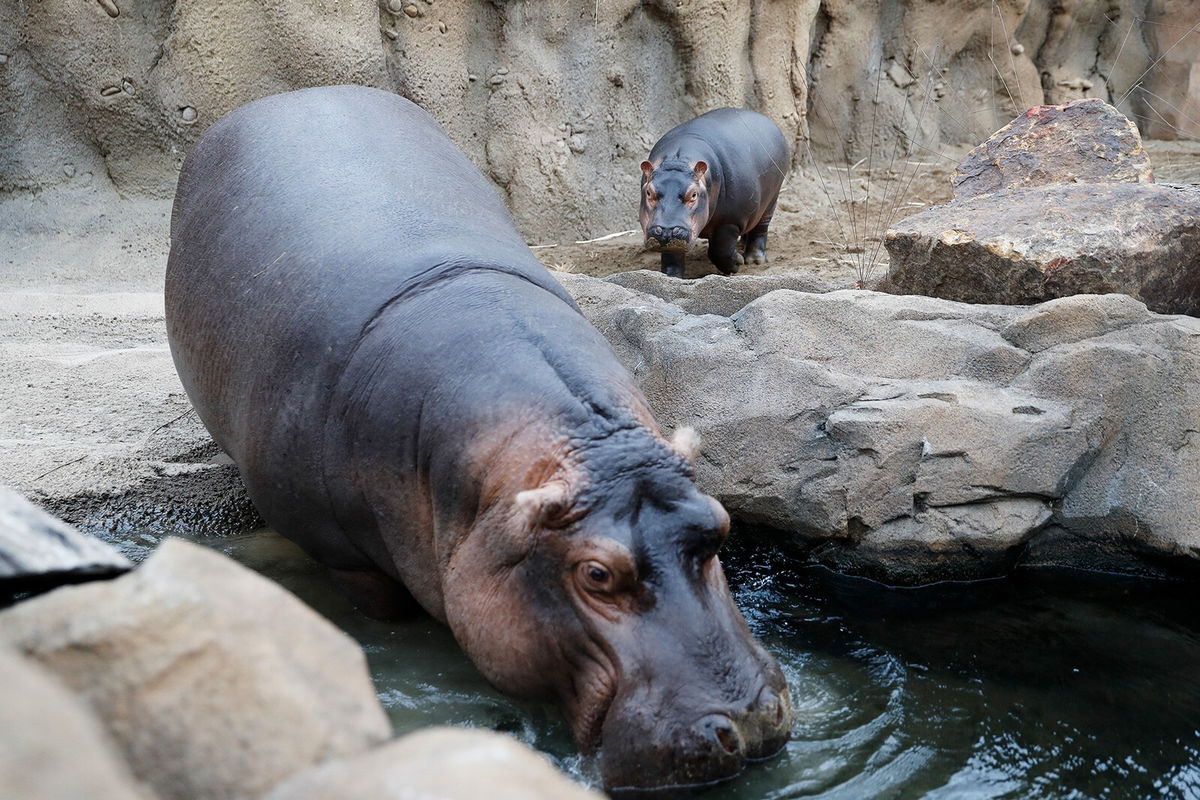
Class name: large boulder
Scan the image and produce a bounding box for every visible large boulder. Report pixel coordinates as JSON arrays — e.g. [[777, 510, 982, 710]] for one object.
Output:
[[0, 538, 390, 800], [264, 727, 603, 800], [881, 182, 1200, 314], [0, 648, 152, 800], [0, 486, 130, 596], [951, 99, 1153, 200], [558, 272, 1200, 583]]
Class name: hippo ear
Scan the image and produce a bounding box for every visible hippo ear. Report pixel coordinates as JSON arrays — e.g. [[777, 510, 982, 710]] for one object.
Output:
[[692, 160, 708, 180], [515, 481, 571, 527], [640, 160, 654, 178], [669, 426, 700, 464]]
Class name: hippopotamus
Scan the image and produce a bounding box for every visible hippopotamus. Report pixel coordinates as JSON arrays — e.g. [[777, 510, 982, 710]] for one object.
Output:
[[639, 107, 789, 278], [164, 86, 792, 791]]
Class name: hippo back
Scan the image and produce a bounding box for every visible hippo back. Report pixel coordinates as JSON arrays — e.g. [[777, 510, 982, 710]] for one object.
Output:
[[165, 86, 575, 566]]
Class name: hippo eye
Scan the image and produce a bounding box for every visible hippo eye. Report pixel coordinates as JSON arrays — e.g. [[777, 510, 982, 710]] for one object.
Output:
[[578, 560, 614, 592]]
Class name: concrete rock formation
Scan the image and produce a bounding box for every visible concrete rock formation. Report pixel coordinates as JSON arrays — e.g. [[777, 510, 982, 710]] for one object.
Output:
[[3, 1, 1198, 239], [0, 538, 391, 800], [882, 183, 1200, 314], [0, 648, 153, 800], [0, 486, 131, 595], [264, 727, 604, 800], [952, 99, 1154, 200], [557, 272, 1200, 583]]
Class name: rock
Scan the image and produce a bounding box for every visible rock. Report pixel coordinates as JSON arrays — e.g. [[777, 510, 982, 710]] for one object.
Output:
[[881, 183, 1200, 315], [952, 99, 1153, 200], [557, 273, 1200, 583], [603, 269, 834, 317], [0, 648, 152, 800], [0, 485, 131, 595], [0, 538, 390, 800], [4, 1, 1195, 238], [264, 727, 603, 800]]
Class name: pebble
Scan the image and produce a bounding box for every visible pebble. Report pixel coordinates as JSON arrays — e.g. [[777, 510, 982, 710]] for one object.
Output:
[[100, 85, 122, 97], [488, 75, 505, 86], [0, 54, 9, 65], [382, 27, 397, 40], [497, 66, 509, 75], [467, 73, 478, 82], [403, 4, 420, 17], [63, 164, 76, 178], [438, 21, 447, 33], [97, 0, 119, 18], [121, 79, 135, 95], [386, 0, 403, 11], [180, 106, 197, 123], [1011, 43, 1024, 55]]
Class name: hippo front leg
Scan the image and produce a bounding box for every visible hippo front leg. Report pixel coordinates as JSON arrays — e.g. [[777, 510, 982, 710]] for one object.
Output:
[[742, 200, 776, 265], [707, 224, 744, 275], [661, 251, 685, 279]]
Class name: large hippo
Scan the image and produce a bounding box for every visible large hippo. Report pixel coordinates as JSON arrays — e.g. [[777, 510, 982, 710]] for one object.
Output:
[[165, 86, 792, 791], [640, 107, 789, 278]]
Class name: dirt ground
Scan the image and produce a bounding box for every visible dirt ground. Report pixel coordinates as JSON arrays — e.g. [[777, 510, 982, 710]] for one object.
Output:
[[533, 139, 1200, 286]]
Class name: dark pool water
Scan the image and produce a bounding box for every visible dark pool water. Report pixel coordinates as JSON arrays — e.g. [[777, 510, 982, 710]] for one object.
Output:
[[117, 528, 1200, 799]]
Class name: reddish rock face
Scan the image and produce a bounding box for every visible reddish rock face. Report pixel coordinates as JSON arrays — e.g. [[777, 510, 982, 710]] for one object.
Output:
[[952, 99, 1154, 201]]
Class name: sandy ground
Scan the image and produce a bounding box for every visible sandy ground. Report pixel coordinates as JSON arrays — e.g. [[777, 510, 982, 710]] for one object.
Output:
[[3, 141, 1198, 531]]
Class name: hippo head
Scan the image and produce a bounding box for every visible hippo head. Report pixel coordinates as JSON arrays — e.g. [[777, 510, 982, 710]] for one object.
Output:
[[443, 427, 792, 792], [640, 159, 712, 253]]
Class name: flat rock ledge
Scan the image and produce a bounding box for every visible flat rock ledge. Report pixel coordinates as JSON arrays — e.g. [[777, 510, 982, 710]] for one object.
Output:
[[559, 270, 1200, 584]]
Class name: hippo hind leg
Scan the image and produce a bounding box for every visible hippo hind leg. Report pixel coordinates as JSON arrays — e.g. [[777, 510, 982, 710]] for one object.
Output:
[[707, 223, 744, 275], [660, 251, 685, 279], [742, 201, 776, 265], [327, 565, 425, 620]]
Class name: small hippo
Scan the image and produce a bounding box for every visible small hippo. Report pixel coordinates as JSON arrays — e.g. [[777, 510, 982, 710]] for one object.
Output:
[[640, 107, 789, 278], [165, 86, 792, 792]]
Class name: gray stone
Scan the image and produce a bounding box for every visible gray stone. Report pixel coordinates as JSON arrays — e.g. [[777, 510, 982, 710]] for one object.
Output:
[[0, 647, 152, 800], [605, 269, 835, 317], [952, 98, 1153, 201], [882, 183, 1200, 315], [557, 272, 1200, 582], [264, 727, 603, 800], [0, 486, 130, 591], [0, 538, 390, 800]]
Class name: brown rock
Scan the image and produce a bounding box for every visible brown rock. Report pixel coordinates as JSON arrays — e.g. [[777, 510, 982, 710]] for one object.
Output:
[[952, 99, 1153, 201], [882, 183, 1200, 314], [0, 648, 153, 800], [264, 727, 603, 800], [0, 538, 390, 800]]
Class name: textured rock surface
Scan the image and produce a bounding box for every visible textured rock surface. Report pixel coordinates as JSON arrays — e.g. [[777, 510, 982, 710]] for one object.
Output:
[[0, 648, 152, 800], [882, 183, 1200, 314], [952, 99, 1153, 200], [264, 727, 603, 800], [3, 0, 1197, 238], [0, 485, 130, 591], [558, 272, 1200, 582], [0, 538, 390, 800]]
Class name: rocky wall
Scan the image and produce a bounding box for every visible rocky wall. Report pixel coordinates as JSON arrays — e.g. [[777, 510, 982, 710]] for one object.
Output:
[[1, 0, 1197, 239]]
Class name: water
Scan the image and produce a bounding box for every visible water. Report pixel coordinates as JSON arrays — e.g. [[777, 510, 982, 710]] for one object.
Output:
[[118, 528, 1200, 799]]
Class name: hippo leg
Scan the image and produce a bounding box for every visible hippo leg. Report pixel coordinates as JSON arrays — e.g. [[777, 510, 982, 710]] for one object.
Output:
[[707, 224, 744, 275], [661, 252, 685, 278], [327, 566, 424, 620], [742, 201, 776, 265]]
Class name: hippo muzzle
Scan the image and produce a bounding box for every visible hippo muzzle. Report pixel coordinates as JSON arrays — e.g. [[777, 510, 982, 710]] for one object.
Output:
[[592, 566, 794, 792], [644, 224, 693, 253]]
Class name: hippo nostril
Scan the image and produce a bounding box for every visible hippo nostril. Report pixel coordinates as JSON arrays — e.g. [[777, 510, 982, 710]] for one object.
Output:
[[647, 225, 666, 241], [698, 713, 742, 757], [715, 724, 738, 754], [670, 226, 689, 240]]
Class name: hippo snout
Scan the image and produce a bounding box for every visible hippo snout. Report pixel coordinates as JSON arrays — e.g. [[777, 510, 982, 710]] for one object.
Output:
[[644, 224, 691, 252], [600, 682, 794, 792]]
